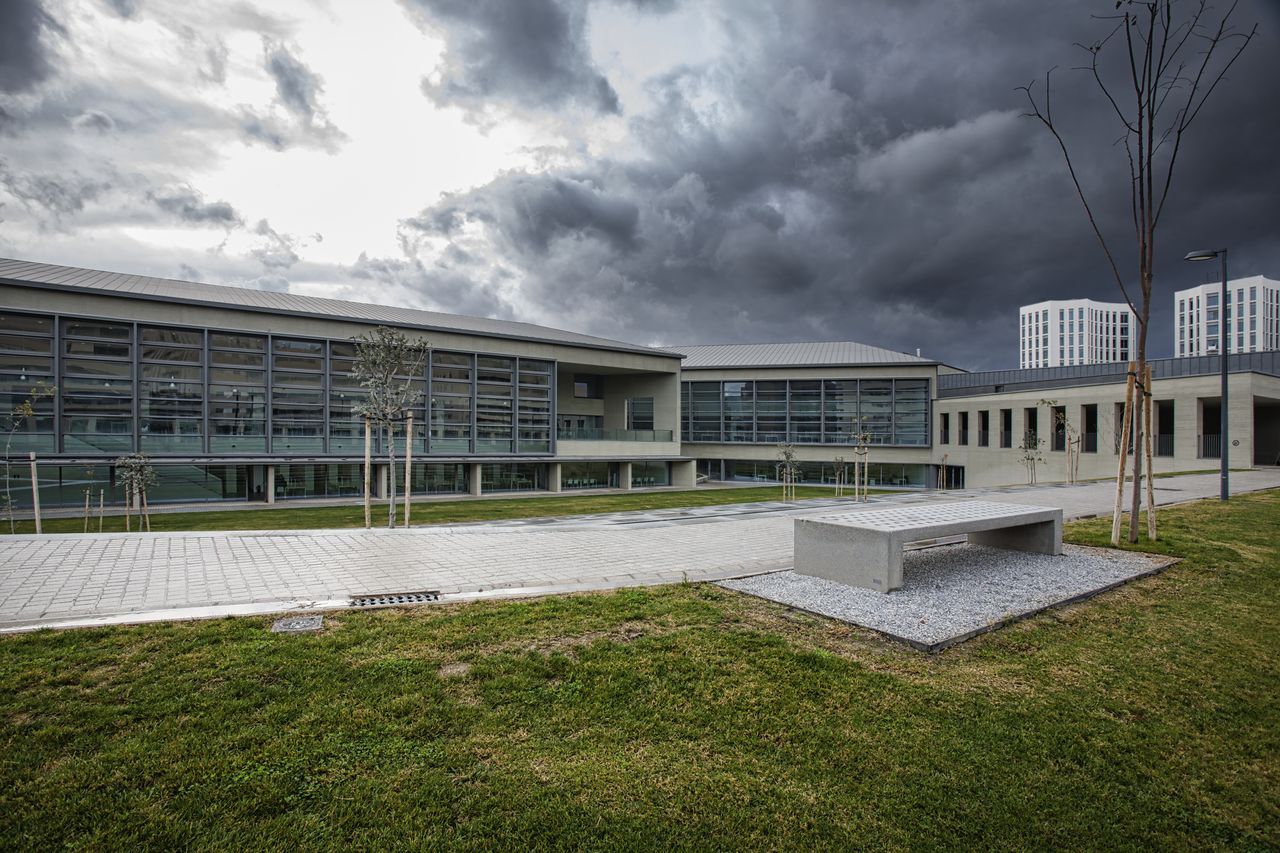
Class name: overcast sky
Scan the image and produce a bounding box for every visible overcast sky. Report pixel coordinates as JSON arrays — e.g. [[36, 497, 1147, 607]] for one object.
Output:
[[1, 0, 1276, 369]]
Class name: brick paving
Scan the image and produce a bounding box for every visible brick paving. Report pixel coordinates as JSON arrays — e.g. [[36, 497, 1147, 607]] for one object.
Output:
[[1, 469, 1276, 631]]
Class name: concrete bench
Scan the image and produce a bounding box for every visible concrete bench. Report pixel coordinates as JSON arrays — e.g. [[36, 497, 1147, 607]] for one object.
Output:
[[794, 500, 1063, 593]]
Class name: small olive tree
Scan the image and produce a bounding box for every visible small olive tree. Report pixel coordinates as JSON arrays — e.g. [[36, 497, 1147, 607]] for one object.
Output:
[[114, 453, 157, 532], [3, 381, 56, 534], [351, 327, 430, 529]]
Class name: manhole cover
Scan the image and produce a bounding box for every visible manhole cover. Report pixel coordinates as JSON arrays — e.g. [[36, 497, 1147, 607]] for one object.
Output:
[[350, 591, 441, 608], [271, 615, 323, 633]]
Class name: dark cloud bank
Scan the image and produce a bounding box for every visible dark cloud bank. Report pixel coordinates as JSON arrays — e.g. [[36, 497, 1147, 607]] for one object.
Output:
[[392, 0, 1280, 369]]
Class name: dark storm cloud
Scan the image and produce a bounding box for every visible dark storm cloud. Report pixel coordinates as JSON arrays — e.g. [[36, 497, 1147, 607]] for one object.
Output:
[[0, 0, 64, 94], [238, 41, 345, 150], [420, 173, 641, 254], [264, 41, 323, 123], [402, 0, 622, 116], [103, 0, 138, 18], [250, 219, 301, 270], [147, 185, 241, 227], [0, 160, 111, 219], [399, 0, 1280, 368], [346, 253, 515, 320]]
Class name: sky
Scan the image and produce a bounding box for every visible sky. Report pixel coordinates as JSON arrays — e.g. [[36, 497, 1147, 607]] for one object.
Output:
[[1, 0, 1277, 370]]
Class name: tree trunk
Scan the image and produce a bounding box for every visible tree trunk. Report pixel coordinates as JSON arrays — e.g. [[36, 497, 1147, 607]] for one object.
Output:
[[98, 488, 104, 532], [124, 484, 132, 533], [1111, 363, 1136, 546], [363, 417, 372, 529], [386, 420, 397, 529], [403, 411, 413, 528], [84, 489, 91, 533], [141, 487, 151, 533], [1128, 358, 1147, 543], [1144, 364, 1158, 541]]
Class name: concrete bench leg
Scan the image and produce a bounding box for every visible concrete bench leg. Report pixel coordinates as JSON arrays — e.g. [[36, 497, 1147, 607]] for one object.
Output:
[[967, 519, 1062, 556], [794, 520, 904, 593]]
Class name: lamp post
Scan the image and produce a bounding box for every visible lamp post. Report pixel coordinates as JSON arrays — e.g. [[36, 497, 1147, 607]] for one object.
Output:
[[1183, 248, 1229, 501]]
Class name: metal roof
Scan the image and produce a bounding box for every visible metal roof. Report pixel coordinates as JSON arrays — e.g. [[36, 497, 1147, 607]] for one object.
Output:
[[0, 257, 678, 358], [676, 341, 935, 369]]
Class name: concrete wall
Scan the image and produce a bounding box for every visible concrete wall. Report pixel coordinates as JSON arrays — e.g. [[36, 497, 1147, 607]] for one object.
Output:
[[934, 372, 1276, 488]]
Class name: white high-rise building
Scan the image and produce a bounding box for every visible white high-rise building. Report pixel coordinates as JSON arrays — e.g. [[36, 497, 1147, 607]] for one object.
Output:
[[1018, 299, 1135, 369], [1174, 275, 1280, 357]]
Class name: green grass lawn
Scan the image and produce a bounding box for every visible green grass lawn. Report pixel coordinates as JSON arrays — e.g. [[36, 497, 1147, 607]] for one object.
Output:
[[3, 485, 847, 535], [2, 493, 1277, 848]]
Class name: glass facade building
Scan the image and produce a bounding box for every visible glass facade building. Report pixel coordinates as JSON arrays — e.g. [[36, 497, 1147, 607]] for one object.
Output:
[[680, 378, 930, 446], [0, 309, 557, 459]]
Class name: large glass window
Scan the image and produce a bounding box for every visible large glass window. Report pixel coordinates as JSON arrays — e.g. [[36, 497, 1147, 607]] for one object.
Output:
[[210, 332, 266, 453], [61, 319, 133, 453], [755, 381, 787, 443], [859, 380, 893, 444], [139, 326, 204, 453], [631, 460, 669, 487], [481, 462, 545, 492], [0, 311, 55, 452], [475, 355, 515, 453], [689, 381, 722, 442], [517, 359, 552, 453], [789, 381, 822, 443], [822, 380, 858, 443], [272, 337, 325, 454], [430, 352, 473, 453], [407, 463, 468, 495], [627, 396, 656, 433], [274, 464, 362, 500], [679, 376, 930, 447], [562, 460, 613, 489]]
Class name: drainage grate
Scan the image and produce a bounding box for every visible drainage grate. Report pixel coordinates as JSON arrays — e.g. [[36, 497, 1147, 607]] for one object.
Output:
[[350, 591, 441, 608]]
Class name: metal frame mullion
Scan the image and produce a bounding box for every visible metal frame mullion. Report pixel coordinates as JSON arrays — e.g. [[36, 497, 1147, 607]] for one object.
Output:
[[52, 315, 62, 453], [322, 339, 330, 455], [265, 333, 273, 454], [202, 328, 210, 455], [425, 350, 433, 456], [469, 352, 477, 455], [131, 321, 140, 453]]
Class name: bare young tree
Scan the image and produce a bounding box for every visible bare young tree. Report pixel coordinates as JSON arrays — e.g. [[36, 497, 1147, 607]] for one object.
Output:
[[1022, 0, 1256, 543], [351, 327, 430, 529]]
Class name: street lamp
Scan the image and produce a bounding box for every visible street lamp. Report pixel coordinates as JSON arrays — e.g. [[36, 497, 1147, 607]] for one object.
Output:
[[1183, 248, 1229, 501]]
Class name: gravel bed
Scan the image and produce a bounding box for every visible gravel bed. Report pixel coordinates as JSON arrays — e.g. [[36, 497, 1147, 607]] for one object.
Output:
[[719, 543, 1173, 651]]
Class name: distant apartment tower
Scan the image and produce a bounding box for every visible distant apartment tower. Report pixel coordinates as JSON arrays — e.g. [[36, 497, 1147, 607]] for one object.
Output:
[[1174, 275, 1280, 357], [1018, 299, 1135, 369]]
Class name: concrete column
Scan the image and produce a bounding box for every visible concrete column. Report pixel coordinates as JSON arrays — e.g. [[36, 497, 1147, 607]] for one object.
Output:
[[548, 462, 562, 492], [469, 462, 483, 496], [671, 459, 696, 489], [619, 461, 633, 490], [265, 465, 276, 504]]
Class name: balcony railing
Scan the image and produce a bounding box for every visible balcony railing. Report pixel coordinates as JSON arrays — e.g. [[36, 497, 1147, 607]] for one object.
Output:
[[1082, 431, 1098, 453], [1200, 434, 1221, 459], [1156, 434, 1174, 457], [557, 427, 674, 442]]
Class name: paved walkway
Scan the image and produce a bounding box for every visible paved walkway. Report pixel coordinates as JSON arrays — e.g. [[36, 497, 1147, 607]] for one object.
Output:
[[2, 470, 1276, 631]]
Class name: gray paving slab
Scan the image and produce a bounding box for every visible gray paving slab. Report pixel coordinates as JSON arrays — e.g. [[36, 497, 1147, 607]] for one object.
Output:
[[0, 469, 1276, 631]]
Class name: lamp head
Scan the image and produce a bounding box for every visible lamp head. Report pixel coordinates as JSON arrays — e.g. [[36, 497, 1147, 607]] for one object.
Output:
[[1184, 249, 1221, 262]]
